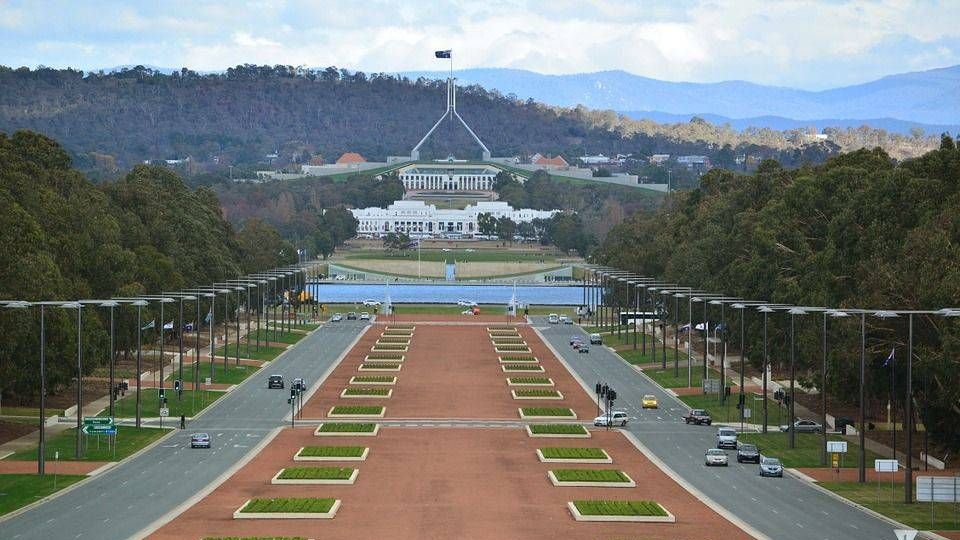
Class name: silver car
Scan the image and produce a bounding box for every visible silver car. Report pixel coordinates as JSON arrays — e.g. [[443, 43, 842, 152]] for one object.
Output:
[[705, 448, 728, 466], [760, 457, 784, 477], [780, 420, 822, 434], [716, 427, 738, 449]]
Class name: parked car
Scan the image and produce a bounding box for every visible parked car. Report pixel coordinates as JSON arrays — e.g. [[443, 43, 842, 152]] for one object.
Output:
[[780, 420, 822, 434], [548, 314, 559, 324], [759, 456, 784, 477], [559, 315, 571, 324], [716, 427, 738, 449], [190, 433, 211, 449], [589, 333, 602, 345], [268, 374, 284, 389], [334, 274, 346, 281], [705, 448, 728, 466], [682, 409, 713, 425], [331, 313, 343, 322], [737, 443, 761, 463], [457, 299, 478, 307], [359, 312, 371, 320], [347, 312, 358, 320], [641, 394, 659, 409], [578, 345, 590, 354], [362, 299, 381, 306], [594, 411, 629, 427]]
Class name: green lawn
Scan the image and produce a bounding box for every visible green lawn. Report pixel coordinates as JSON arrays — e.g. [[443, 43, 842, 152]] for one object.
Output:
[[7, 426, 168, 461], [820, 482, 960, 530], [278, 467, 354, 480], [573, 500, 667, 517], [101, 389, 223, 419], [240, 497, 336, 513], [0, 474, 87, 515], [214, 342, 287, 362], [343, 249, 560, 263], [642, 365, 721, 388], [0, 406, 66, 417], [168, 363, 258, 385], [553, 469, 631, 483], [616, 348, 680, 366], [679, 394, 780, 426], [737, 432, 882, 468], [297, 446, 366, 458], [540, 447, 607, 460], [244, 329, 305, 344], [266, 321, 320, 331]]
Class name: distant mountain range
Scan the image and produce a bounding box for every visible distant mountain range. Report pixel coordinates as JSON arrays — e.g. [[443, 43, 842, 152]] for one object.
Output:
[[400, 66, 960, 135]]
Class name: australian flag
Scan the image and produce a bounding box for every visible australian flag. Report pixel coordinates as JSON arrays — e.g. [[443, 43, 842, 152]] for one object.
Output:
[[435, 50, 451, 58]]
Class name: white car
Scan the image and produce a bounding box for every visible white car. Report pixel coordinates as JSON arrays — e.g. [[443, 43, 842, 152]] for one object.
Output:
[[716, 427, 738, 449], [331, 313, 343, 322], [359, 312, 371, 320], [593, 411, 629, 427], [705, 448, 729, 466], [362, 299, 381, 307], [442, 248, 451, 252], [334, 274, 346, 281], [457, 299, 478, 307], [559, 315, 572, 324], [465, 248, 476, 252], [548, 314, 559, 324]]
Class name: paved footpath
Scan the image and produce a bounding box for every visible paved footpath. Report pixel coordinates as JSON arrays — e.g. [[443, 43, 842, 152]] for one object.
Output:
[[0, 321, 367, 540], [534, 316, 902, 540]]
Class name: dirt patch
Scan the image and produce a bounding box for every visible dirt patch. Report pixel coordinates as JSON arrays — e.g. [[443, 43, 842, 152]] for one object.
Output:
[[149, 427, 751, 540], [0, 420, 37, 445], [299, 324, 595, 420]]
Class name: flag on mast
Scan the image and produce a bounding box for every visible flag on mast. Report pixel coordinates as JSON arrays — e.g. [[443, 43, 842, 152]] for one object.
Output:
[[141, 320, 156, 331], [435, 50, 451, 58], [883, 348, 895, 367]]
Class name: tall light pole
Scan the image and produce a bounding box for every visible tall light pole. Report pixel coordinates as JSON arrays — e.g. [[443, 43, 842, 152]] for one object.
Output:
[[786, 307, 806, 449], [875, 310, 899, 461], [131, 299, 148, 428], [826, 310, 850, 465], [859, 310, 866, 483], [2, 301, 46, 473], [757, 305, 775, 433], [100, 301, 120, 418], [57, 302, 83, 457]]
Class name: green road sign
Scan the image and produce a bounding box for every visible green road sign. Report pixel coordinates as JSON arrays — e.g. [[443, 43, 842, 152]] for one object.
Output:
[[81, 424, 115, 435], [83, 417, 114, 426]]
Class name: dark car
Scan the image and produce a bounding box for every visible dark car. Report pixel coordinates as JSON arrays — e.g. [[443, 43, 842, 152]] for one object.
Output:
[[578, 345, 590, 354], [190, 432, 211, 449], [347, 312, 358, 320], [737, 443, 760, 463], [268, 374, 284, 389], [682, 409, 713, 425], [759, 457, 784, 477]]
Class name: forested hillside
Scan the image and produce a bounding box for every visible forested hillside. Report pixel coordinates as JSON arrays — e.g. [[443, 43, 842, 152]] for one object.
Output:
[[0, 65, 850, 173], [592, 136, 960, 450], [0, 131, 296, 401]]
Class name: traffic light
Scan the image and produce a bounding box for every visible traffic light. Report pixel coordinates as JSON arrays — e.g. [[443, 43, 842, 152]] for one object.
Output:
[[608, 389, 617, 401], [174, 379, 182, 393], [158, 389, 165, 400], [595, 382, 602, 395]]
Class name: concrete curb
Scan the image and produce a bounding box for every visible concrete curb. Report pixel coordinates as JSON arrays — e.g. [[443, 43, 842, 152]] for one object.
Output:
[[130, 426, 283, 539]]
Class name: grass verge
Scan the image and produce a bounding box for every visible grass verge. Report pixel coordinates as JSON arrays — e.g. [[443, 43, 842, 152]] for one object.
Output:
[[214, 343, 287, 362], [0, 473, 87, 516], [102, 389, 223, 419], [7, 426, 167, 461], [820, 481, 960, 530], [737, 432, 882, 468]]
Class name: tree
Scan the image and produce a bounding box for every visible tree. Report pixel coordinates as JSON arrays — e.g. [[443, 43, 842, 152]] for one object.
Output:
[[495, 216, 517, 242], [238, 218, 297, 273], [477, 212, 497, 236]]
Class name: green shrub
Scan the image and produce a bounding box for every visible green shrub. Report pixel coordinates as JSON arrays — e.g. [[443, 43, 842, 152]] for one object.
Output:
[[317, 423, 376, 433], [385, 325, 415, 330], [553, 469, 629, 482], [298, 446, 366, 457], [330, 405, 384, 415], [508, 377, 552, 384], [515, 389, 561, 398], [366, 353, 403, 360], [529, 424, 587, 435], [352, 376, 395, 383], [372, 343, 407, 350], [487, 326, 515, 330], [492, 338, 525, 344], [503, 364, 542, 371], [377, 337, 410, 343], [278, 467, 354, 480], [572, 500, 667, 517], [343, 387, 390, 396], [539, 447, 607, 460], [496, 345, 531, 352], [360, 363, 400, 370], [500, 355, 537, 362], [521, 407, 574, 417], [241, 498, 336, 513]]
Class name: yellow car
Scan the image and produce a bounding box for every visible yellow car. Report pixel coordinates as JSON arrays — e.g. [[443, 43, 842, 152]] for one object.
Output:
[[641, 394, 658, 409]]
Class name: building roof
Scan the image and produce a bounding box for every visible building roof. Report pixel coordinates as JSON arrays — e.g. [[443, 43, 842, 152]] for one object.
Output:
[[533, 154, 568, 167], [336, 152, 366, 164]]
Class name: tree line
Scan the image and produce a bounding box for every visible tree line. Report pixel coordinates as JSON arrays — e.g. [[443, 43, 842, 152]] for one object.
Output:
[[591, 136, 960, 451]]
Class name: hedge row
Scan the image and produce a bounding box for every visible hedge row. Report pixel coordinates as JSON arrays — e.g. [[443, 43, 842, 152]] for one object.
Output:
[[316, 423, 377, 433], [529, 424, 587, 435], [352, 376, 395, 383], [366, 353, 403, 360], [343, 387, 391, 396], [330, 405, 383, 415], [572, 500, 667, 517], [515, 389, 561, 398], [359, 363, 400, 369], [508, 377, 551, 384], [278, 467, 355, 480], [503, 364, 542, 371], [499, 355, 537, 362], [240, 498, 336, 513], [539, 447, 607, 460], [521, 407, 574, 417], [553, 469, 630, 482], [298, 446, 366, 457]]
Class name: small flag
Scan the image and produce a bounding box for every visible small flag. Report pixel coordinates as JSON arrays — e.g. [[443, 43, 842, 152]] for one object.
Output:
[[204, 310, 212, 324], [162, 320, 174, 330], [678, 323, 691, 334], [884, 348, 895, 367], [183, 322, 195, 332], [435, 50, 451, 59], [141, 320, 155, 331]]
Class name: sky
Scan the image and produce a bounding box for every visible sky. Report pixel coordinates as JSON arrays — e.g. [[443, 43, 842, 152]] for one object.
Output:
[[1, 0, 958, 90]]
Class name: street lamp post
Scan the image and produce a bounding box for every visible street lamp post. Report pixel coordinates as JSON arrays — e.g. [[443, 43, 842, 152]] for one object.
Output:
[[757, 305, 774, 433], [787, 307, 806, 449], [132, 299, 148, 428], [875, 310, 899, 461], [826, 310, 850, 465]]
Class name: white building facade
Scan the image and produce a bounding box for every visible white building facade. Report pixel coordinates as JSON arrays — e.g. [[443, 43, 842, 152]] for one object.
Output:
[[351, 200, 558, 238], [397, 164, 500, 191]]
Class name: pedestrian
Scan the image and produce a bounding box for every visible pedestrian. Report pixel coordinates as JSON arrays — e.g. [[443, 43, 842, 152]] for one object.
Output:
[[179, 414, 185, 429]]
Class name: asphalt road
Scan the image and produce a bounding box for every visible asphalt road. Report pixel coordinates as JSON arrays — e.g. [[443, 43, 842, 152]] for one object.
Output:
[[534, 317, 897, 540], [0, 320, 368, 540]]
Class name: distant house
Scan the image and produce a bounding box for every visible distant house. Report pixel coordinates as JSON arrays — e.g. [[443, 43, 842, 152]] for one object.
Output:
[[336, 152, 367, 165], [649, 154, 670, 165], [579, 154, 611, 165], [677, 155, 709, 168], [532, 154, 569, 168]]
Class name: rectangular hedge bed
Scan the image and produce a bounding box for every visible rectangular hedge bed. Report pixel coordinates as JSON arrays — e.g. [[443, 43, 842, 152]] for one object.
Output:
[[507, 376, 554, 386], [349, 375, 397, 385], [498, 355, 538, 363], [314, 423, 380, 437], [358, 363, 402, 372], [340, 387, 393, 398], [495, 345, 532, 353], [377, 337, 411, 344], [234, 497, 340, 519], [295, 446, 369, 461], [363, 354, 404, 362], [487, 326, 516, 331], [328, 405, 385, 418], [381, 331, 413, 338], [501, 364, 545, 373], [519, 407, 576, 420], [512, 389, 563, 400], [385, 325, 415, 330], [568, 500, 674, 523], [526, 424, 590, 438], [371, 344, 408, 352], [549, 468, 636, 487], [272, 466, 358, 485], [537, 447, 612, 463]]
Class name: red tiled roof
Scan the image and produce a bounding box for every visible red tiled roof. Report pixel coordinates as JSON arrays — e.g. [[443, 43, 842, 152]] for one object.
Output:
[[533, 155, 568, 167], [336, 152, 366, 164]]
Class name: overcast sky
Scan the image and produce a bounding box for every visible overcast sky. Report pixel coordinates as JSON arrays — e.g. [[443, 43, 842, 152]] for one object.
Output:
[[1, 0, 958, 90]]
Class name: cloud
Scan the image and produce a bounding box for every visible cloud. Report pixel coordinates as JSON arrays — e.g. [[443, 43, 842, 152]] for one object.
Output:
[[0, 0, 958, 89]]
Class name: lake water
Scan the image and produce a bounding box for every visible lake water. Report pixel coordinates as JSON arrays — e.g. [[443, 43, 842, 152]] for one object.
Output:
[[308, 282, 584, 305]]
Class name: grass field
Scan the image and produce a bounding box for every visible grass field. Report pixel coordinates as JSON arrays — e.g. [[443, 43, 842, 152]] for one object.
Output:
[[214, 342, 287, 362], [737, 432, 881, 468], [0, 406, 66, 417], [266, 321, 321, 331], [244, 330, 306, 344], [820, 482, 960, 530], [0, 474, 87, 515], [102, 389, 223, 419], [678, 394, 781, 426], [7, 426, 168, 461], [342, 249, 560, 263], [168, 363, 258, 385], [642, 366, 722, 388]]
